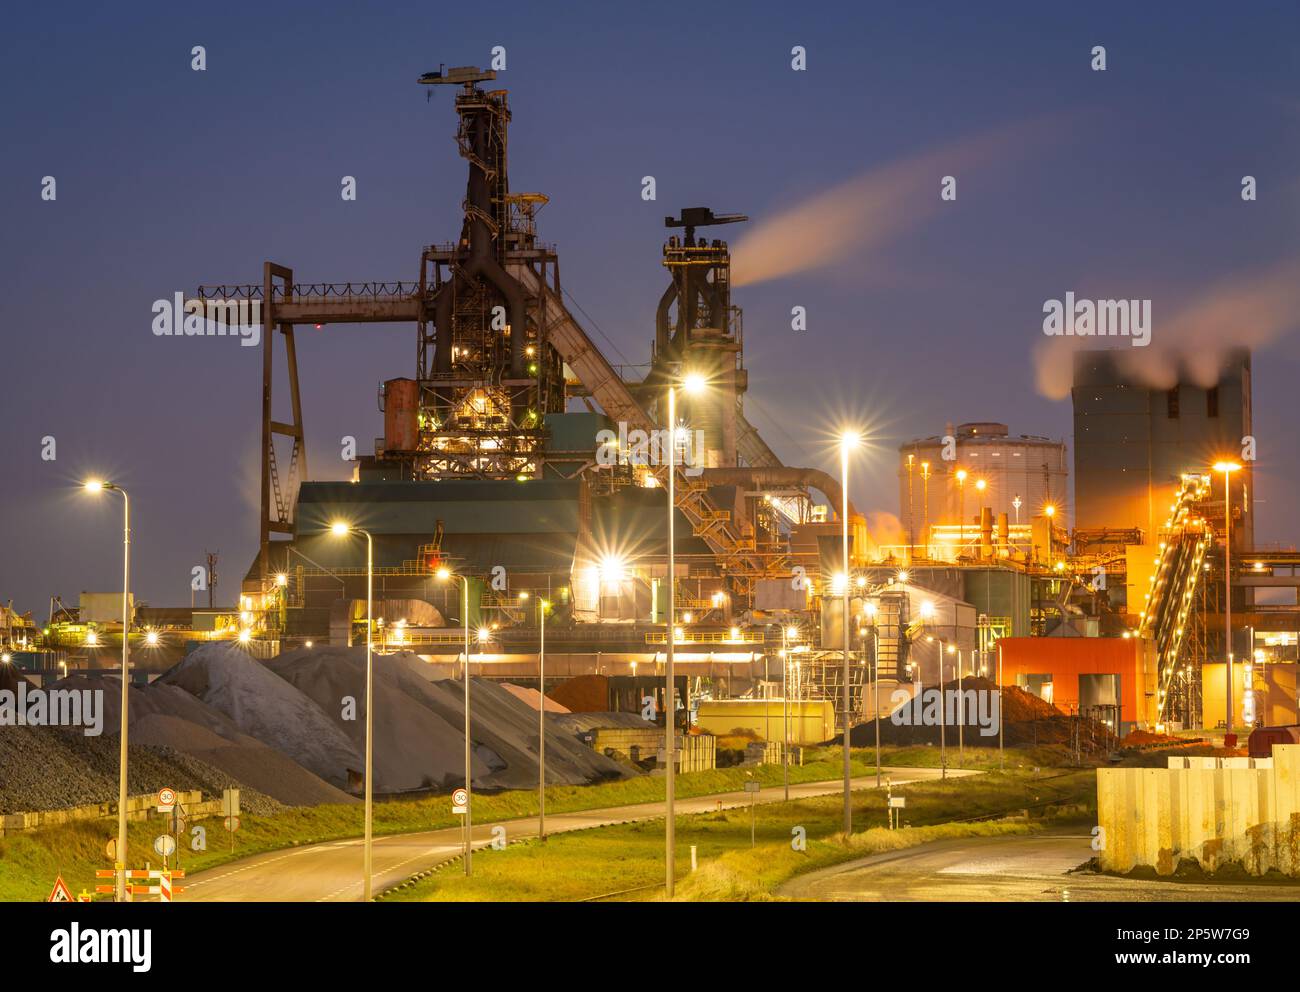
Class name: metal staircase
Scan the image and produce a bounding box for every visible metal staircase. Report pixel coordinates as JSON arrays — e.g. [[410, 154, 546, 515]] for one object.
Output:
[[508, 262, 781, 588], [1135, 474, 1213, 723]]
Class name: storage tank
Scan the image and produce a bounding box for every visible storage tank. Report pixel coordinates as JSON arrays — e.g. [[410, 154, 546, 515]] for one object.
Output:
[[899, 422, 1069, 548], [383, 378, 420, 453]]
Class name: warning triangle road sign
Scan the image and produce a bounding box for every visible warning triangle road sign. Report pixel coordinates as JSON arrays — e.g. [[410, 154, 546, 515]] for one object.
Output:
[[47, 876, 74, 903]]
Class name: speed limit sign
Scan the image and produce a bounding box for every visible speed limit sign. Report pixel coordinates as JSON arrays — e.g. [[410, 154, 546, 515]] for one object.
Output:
[[452, 788, 468, 814], [157, 787, 176, 812]]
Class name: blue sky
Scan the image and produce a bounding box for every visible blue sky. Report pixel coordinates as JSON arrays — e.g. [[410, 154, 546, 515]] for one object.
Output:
[[2, 0, 1298, 611]]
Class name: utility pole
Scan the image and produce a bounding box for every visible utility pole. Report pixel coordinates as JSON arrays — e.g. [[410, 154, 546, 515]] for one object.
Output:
[[205, 551, 219, 609]]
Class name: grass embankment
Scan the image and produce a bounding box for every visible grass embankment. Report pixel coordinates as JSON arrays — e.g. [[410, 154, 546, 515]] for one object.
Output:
[[383, 764, 1097, 902], [1, 748, 904, 902]]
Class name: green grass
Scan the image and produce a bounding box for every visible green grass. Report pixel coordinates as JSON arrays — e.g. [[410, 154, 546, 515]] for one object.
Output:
[[382, 766, 1097, 902], [0, 746, 944, 902]]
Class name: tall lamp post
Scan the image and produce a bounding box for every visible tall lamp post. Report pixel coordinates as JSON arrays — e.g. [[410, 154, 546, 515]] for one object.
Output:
[[1044, 503, 1056, 568], [925, 630, 950, 780], [865, 601, 881, 787], [840, 431, 859, 836], [84, 480, 130, 902], [920, 461, 931, 558], [664, 371, 706, 898], [436, 566, 474, 874], [955, 469, 968, 558], [537, 596, 549, 838], [329, 521, 375, 900], [782, 624, 797, 801], [1214, 461, 1241, 735]]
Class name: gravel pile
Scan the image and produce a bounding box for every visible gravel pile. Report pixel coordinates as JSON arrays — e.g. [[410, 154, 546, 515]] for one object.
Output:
[[499, 683, 569, 713], [551, 711, 658, 736], [53, 675, 356, 807], [0, 724, 282, 816], [158, 644, 362, 788], [267, 646, 632, 793]]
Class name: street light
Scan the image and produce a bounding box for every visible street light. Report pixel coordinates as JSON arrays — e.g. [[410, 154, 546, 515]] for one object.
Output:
[[538, 598, 550, 838], [782, 624, 799, 801], [1044, 503, 1056, 568], [955, 469, 968, 557], [839, 430, 859, 836], [329, 521, 376, 900], [1214, 460, 1242, 735], [920, 461, 931, 558], [925, 635, 951, 779], [662, 371, 706, 898], [84, 479, 131, 901], [435, 564, 474, 874], [864, 601, 882, 787]]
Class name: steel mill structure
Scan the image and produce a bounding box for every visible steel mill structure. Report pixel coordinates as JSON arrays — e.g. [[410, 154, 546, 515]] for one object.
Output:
[[181, 67, 878, 727], [11, 71, 1282, 748]]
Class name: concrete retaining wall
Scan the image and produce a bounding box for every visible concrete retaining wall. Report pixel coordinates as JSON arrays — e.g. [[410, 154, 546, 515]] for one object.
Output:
[[0, 789, 224, 837], [1097, 745, 1300, 876]]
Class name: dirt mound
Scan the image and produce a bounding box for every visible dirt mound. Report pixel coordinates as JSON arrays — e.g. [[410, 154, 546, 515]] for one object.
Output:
[[0, 723, 281, 815], [267, 646, 632, 793], [499, 683, 569, 713], [49, 675, 356, 807], [846, 679, 1079, 748], [158, 643, 362, 788], [1124, 729, 1179, 746]]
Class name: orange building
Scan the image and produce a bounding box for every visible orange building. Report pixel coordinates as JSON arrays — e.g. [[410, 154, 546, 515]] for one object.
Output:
[[997, 636, 1157, 729]]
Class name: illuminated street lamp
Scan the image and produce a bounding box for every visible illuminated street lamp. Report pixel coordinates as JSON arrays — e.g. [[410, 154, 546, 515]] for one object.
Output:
[[864, 601, 882, 787], [83, 479, 131, 902], [925, 633, 952, 779], [1043, 503, 1057, 568], [329, 521, 376, 899], [840, 431, 860, 836], [435, 564, 474, 874], [538, 598, 551, 838], [662, 371, 706, 897], [920, 461, 932, 558], [955, 469, 968, 557], [1214, 460, 1242, 734], [782, 623, 799, 801]]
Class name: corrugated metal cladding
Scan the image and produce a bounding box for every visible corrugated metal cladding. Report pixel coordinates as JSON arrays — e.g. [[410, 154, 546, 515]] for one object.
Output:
[[544, 411, 614, 452], [585, 485, 713, 560], [294, 479, 583, 536]]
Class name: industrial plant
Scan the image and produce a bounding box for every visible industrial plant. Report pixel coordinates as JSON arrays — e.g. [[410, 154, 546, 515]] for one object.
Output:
[[4, 67, 1291, 756]]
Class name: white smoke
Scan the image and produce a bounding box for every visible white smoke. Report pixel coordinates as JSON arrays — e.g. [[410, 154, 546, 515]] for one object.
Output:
[[1034, 258, 1300, 399]]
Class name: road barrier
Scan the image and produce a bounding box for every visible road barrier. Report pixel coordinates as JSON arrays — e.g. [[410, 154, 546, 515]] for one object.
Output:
[[1097, 745, 1300, 876]]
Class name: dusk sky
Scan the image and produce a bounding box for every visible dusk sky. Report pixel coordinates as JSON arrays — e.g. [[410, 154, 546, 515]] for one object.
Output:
[[3, 0, 1299, 614]]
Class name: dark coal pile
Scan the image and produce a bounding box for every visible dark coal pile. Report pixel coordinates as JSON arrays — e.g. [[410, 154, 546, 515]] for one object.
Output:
[[844, 678, 1086, 747], [0, 724, 281, 816], [56, 674, 356, 806]]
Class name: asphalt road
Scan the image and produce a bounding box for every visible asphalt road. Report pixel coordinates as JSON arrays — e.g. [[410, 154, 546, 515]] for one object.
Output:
[[778, 831, 1300, 901], [185, 767, 970, 902]]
